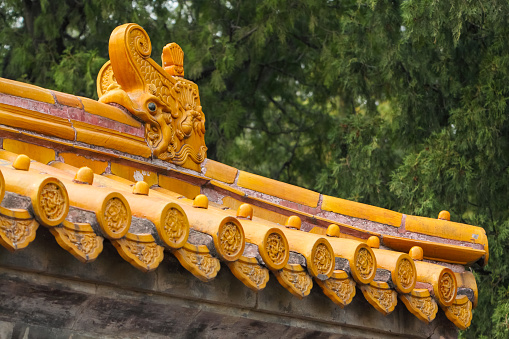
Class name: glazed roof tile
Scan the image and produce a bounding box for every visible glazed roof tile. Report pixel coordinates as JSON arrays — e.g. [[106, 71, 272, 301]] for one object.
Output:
[[0, 23, 487, 331], [0, 119, 480, 331]]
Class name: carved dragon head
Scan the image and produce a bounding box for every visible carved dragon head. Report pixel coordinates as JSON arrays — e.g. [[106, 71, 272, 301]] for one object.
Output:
[[97, 23, 206, 170]]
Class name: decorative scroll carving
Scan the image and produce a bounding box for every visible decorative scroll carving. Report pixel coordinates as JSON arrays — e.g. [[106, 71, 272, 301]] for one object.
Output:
[[40, 183, 67, 222], [219, 221, 243, 257], [274, 264, 313, 299], [0, 210, 38, 251], [265, 233, 286, 266], [360, 281, 398, 315], [104, 197, 129, 234], [164, 207, 186, 242], [227, 256, 269, 291], [356, 247, 375, 280], [316, 270, 356, 308], [314, 243, 333, 275], [414, 263, 457, 308], [156, 204, 189, 250], [373, 289, 394, 310], [98, 61, 117, 94], [326, 277, 356, 303], [258, 228, 288, 271], [172, 82, 206, 143], [125, 241, 160, 265], [162, 43, 184, 77], [398, 258, 414, 288], [447, 303, 472, 328], [409, 296, 437, 320], [400, 289, 438, 324], [0, 217, 34, 244], [97, 23, 206, 170], [63, 232, 98, 255], [440, 272, 456, 305], [173, 242, 220, 282], [112, 233, 164, 272], [442, 295, 473, 330], [50, 221, 103, 263]]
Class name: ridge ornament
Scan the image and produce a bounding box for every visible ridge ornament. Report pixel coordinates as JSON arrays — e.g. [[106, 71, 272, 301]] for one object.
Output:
[[97, 23, 206, 171]]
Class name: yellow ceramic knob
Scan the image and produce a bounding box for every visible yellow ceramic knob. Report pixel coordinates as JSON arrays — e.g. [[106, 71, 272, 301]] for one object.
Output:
[[367, 236, 380, 248], [74, 167, 94, 185], [133, 181, 150, 195], [237, 203, 253, 220], [193, 194, 208, 209], [438, 210, 450, 221], [285, 215, 301, 230], [326, 224, 340, 237], [12, 154, 30, 171], [409, 246, 424, 260]]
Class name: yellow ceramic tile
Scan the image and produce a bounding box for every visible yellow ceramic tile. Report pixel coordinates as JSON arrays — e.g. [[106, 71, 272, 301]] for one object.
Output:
[[404, 215, 488, 247], [314, 215, 380, 238], [210, 180, 246, 196], [53, 91, 83, 108], [110, 162, 158, 187], [73, 121, 151, 158], [249, 195, 315, 219], [309, 223, 368, 241], [10, 132, 75, 149], [79, 96, 142, 128], [2, 139, 55, 164], [0, 149, 22, 163], [455, 271, 478, 308], [60, 152, 108, 174], [0, 128, 74, 150], [223, 194, 317, 229], [442, 295, 472, 330], [179, 157, 202, 173], [308, 226, 327, 235], [321, 195, 403, 227], [204, 160, 238, 183], [413, 261, 457, 308], [150, 186, 185, 200], [222, 196, 288, 225], [0, 205, 31, 219], [159, 174, 201, 199], [227, 255, 269, 291], [125, 232, 156, 242], [315, 269, 356, 307], [0, 125, 20, 134], [0, 103, 75, 140], [360, 281, 397, 316], [51, 220, 103, 263], [382, 235, 485, 265], [50, 161, 82, 177], [0, 78, 55, 104], [168, 168, 210, 183], [102, 173, 136, 186], [112, 232, 164, 272], [339, 233, 367, 241], [0, 214, 38, 251], [237, 170, 320, 208], [71, 144, 122, 160], [274, 264, 313, 298], [173, 242, 220, 282]]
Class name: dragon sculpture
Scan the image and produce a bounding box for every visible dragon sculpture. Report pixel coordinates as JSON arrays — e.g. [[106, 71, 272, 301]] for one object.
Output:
[[97, 23, 206, 171]]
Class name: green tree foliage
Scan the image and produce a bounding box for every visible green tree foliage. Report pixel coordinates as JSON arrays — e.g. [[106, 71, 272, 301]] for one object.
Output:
[[1, 1, 509, 336], [0, 0, 171, 96]]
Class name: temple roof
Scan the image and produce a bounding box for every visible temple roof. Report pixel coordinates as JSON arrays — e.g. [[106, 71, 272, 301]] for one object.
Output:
[[0, 23, 487, 332]]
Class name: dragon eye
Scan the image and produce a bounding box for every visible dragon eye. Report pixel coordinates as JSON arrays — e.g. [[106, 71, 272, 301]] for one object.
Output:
[[148, 102, 156, 112]]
